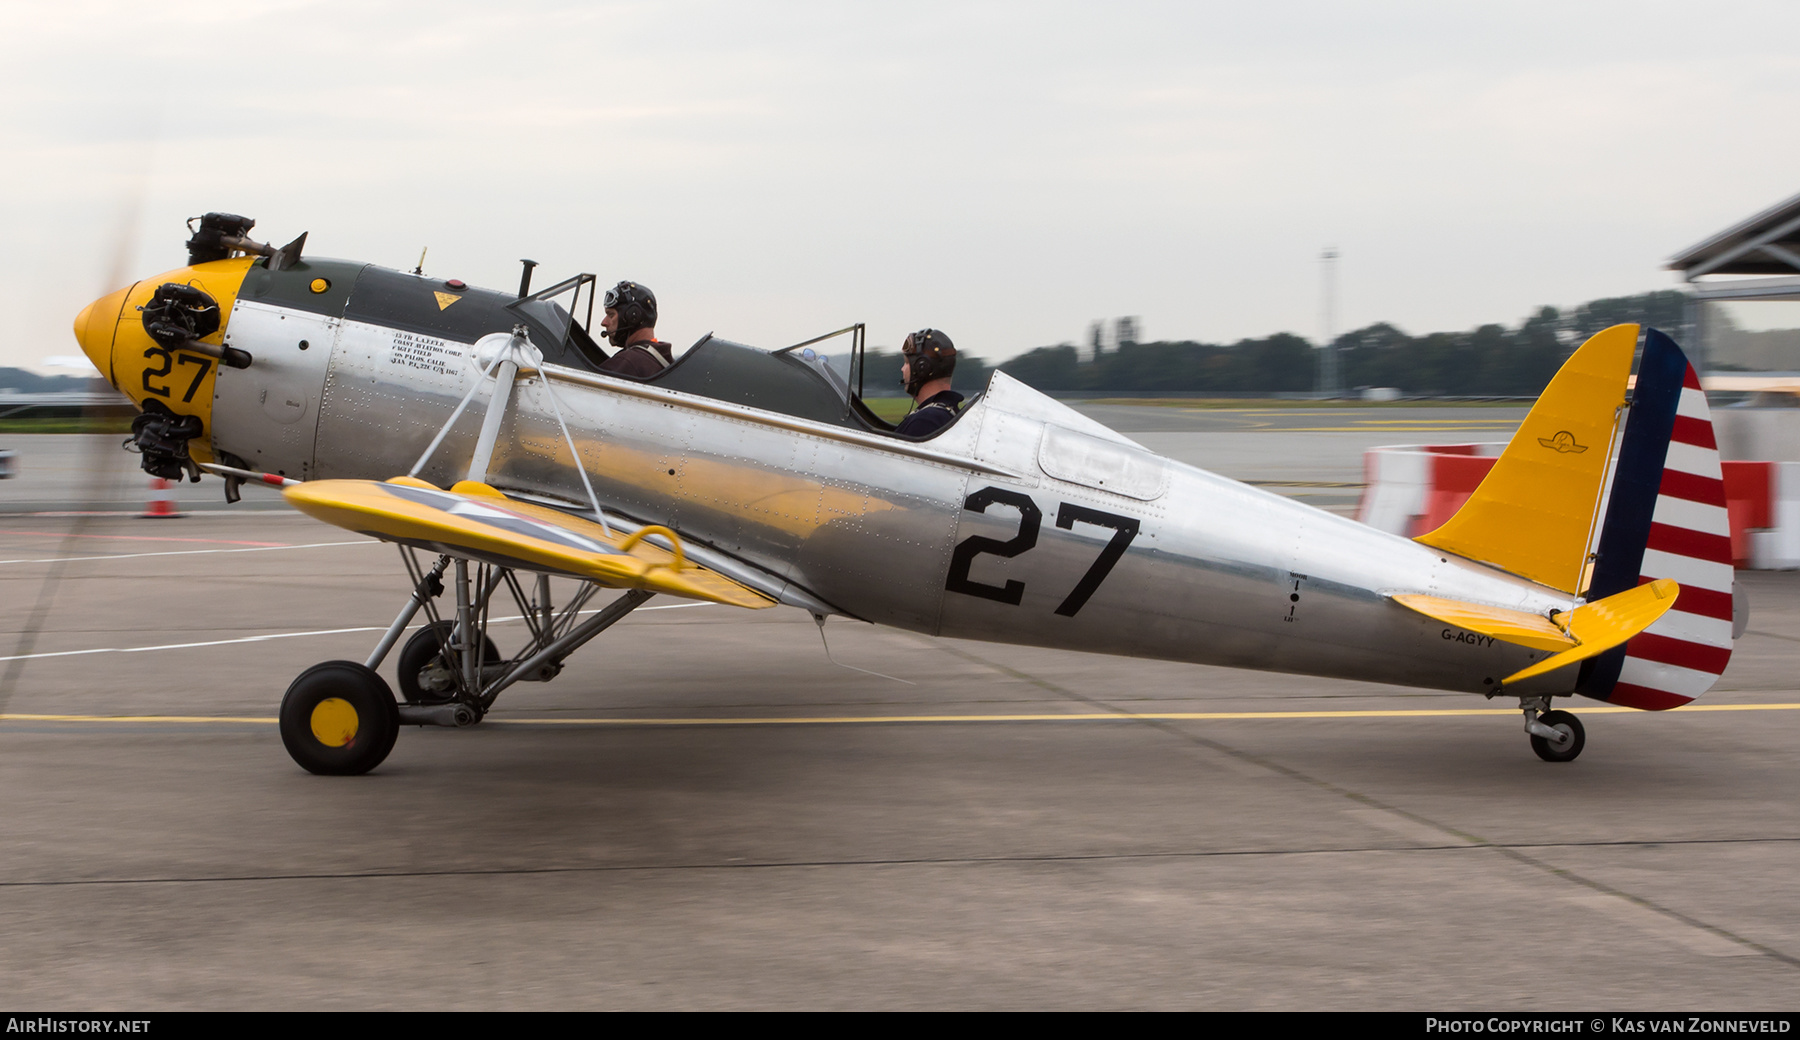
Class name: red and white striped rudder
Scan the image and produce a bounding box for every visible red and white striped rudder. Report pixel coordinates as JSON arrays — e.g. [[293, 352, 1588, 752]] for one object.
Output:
[[1579, 329, 1734, 710]]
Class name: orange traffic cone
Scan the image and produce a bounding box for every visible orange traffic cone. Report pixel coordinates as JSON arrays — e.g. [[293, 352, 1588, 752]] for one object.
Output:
[[141, 477, 186, 519]]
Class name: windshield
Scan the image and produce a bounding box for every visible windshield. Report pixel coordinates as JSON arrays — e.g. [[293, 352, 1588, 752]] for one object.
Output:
[[511, 297, 574, 343], [504, 273, 608, 369]]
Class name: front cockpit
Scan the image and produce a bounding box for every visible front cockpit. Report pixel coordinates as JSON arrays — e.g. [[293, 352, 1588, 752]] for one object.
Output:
[[250, 249, 952, 438]]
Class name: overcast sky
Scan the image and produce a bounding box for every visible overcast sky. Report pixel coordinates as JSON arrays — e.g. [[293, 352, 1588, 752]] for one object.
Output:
[[5, 0, 1798, 374]]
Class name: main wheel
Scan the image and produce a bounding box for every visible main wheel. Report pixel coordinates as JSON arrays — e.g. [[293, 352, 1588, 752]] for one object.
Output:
[[396, 621, 500, 705], [280, 661, 400, 775], [1529, 709, 1586, 763]]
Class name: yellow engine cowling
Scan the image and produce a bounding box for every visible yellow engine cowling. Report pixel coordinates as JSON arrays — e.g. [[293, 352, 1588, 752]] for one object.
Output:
[[72, 255, 258, 466]]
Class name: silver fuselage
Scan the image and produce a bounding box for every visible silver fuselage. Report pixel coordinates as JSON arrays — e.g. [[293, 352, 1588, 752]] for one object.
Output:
[[213, 296, 1577, 698]]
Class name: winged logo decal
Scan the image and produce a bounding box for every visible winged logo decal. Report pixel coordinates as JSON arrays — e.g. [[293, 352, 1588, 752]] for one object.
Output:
[[1537, 430, 1588, 453]]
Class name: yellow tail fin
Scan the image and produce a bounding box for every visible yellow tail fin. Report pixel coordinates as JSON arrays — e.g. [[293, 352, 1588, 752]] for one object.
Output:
[[1413, 324, 1636, 593]]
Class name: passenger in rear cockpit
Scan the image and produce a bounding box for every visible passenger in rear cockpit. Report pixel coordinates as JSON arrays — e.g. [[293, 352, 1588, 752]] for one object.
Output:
[[893, 328, 965, 438], [598, 281, 675, 378]]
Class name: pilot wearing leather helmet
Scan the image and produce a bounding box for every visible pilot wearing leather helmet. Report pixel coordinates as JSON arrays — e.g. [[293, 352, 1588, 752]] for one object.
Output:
[[598, 281, 674, 378], [893, 328, 964, 438]]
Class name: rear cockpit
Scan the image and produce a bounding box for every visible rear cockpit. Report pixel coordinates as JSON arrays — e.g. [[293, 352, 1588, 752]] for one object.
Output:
[[642, 324, 973, 438]]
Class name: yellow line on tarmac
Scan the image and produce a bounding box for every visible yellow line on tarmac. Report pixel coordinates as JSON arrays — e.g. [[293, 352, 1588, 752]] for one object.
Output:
[[0, 714, 277, 723], [494, 703, 1800, 725], [3, 704, 1798, 727]]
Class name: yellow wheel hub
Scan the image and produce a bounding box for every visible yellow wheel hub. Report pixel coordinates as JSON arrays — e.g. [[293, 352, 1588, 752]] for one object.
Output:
[[310, 697, 360, 747]]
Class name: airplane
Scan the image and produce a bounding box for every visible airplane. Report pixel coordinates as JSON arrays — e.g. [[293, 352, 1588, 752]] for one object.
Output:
[[67, 212, 1739, 775]]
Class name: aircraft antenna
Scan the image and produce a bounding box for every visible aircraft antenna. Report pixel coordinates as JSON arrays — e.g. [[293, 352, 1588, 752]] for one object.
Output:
[[413, 247, 427, 275], [1319, 247, 1341, 397], [811, 614, 915, 685]]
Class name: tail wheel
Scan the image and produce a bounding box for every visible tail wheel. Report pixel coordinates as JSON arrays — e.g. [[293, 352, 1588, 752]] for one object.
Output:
[[280, 661, 400, 775], [396, 620, 500, 705], [1529, 709, 1586, 763]]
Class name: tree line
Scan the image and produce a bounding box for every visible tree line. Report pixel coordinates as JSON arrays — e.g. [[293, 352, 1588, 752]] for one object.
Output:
[[940, 289, 1690, 397], [0, 368, 94, 393]]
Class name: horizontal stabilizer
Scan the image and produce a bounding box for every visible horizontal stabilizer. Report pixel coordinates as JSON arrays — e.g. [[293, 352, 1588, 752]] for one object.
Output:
[[1392, 578, 1681, 685], [1389, 594, 1575, 652], [284, 477, 775, 609], [1505, 578, 1680, 685]]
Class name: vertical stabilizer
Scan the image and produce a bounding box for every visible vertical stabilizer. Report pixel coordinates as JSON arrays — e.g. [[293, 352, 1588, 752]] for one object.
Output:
[[1415, 325, 1636, 593], [1578, 330, 1734, 709]]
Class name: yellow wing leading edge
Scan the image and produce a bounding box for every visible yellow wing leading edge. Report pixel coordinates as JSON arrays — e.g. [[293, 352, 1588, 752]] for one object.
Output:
[[283, 477, 774, 609]]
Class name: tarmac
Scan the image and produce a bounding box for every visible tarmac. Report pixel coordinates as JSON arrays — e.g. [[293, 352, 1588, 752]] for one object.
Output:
[[1, 405, 1796, 1010]]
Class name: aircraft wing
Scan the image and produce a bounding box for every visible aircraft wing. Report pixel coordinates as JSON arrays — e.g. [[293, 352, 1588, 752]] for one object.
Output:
[[283, 477, 775, 609]]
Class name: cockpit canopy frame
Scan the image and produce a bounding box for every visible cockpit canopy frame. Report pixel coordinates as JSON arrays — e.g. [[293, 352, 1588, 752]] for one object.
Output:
[[506, 272, 604, 366]]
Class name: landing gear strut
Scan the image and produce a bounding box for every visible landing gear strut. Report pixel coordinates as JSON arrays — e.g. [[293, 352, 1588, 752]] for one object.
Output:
[[1521, 696, 1586, 763], [279, 546, 653, 775], [397, 620, 500, 706], [279, 323, 661, 775]]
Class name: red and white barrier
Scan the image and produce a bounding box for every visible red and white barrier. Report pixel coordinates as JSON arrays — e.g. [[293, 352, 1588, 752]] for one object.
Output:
[[1356, 443, 1503, 538], [1358, 444, 1800, 570], [1747, 461, 1800, 569]]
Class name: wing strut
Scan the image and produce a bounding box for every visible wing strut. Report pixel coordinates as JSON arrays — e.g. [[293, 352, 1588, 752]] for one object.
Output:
[[411, 323, 613, 536], [408, 339, 509, 479]]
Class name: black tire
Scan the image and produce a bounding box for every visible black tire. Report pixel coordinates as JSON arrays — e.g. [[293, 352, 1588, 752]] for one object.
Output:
[[396, 621, 500, 705], [1529, 709, 1586, 763], [279, 661, 400, 775]]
